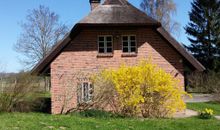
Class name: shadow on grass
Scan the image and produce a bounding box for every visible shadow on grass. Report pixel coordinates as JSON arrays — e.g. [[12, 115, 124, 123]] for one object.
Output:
[[70, 109, 125, 119], [32, 97, 51, 113]]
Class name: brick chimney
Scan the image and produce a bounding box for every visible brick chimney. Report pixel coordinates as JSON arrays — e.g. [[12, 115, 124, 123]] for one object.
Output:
[[89, 0, 101, 10]]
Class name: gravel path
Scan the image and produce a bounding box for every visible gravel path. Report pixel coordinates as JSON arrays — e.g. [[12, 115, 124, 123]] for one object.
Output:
[[184, 94, 215, 103]]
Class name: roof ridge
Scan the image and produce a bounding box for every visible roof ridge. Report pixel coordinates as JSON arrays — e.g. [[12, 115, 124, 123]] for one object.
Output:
[[103, 0, 128, 5]]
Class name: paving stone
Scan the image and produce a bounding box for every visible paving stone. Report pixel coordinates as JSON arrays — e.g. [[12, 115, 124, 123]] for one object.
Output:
[[215, 116, 220, 120], [174, 109, 198, 118]]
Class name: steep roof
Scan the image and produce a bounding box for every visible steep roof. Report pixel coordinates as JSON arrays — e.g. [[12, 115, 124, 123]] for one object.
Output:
[[31, 0, 205, 75], [79, 0, 160, 25], [157, 27, 205, 71]]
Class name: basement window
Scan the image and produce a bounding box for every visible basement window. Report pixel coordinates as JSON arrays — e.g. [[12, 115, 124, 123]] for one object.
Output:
[[122, 35, 137, 53], [98, 36, 113, 54], [77, 82, 93, 103]]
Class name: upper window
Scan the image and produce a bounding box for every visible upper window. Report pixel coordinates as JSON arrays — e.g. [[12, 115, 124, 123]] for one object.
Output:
[[98, 36, 113, 53], [122, 35, 136, 53]]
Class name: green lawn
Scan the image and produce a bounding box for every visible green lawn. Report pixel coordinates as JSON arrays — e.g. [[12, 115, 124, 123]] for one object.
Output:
[[0, 112, 220, 130], [187, 102, 220, 115]]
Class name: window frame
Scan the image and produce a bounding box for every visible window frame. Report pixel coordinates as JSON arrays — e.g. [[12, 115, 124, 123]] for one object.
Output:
[[98, 35, 113, 54], [121, 35, 137, 53], [77, 82, 93, 104]]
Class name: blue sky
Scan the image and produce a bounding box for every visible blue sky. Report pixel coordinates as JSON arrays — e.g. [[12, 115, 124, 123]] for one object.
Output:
[[0, 0, 192, 72]]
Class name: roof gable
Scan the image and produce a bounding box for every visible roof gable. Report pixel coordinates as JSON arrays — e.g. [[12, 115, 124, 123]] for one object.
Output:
[[31, 0, 205, 75]]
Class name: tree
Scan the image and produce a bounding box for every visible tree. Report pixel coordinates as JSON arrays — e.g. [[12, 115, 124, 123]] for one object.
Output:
[[140, 0, 180, 36], [15, 5, 68, 69], [185, 0, 220, 71]]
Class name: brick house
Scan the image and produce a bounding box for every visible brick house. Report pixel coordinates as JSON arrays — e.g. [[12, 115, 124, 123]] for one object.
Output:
[[32, 0, 205, 114]]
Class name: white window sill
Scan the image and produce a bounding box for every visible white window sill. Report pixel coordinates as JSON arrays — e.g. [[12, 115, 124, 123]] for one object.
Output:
[[121, 53, 137, 57], [97, 53, 113, 57]]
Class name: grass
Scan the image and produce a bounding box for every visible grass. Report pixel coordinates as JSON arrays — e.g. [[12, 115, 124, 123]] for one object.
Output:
[[0, 112, 219, 130], [187, 102, 220, 115]]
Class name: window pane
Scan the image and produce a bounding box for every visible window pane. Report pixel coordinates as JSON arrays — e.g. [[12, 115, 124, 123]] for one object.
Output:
[[130, 41, 136, 46], [77, 83, 82, 104], [106, 37, 112, 42], [131, 47, 136, 52], [107, 48, 112, 53], [99, 42, 104, 47], [99, 48, 104, 53], [107, 42, 112, 47], [130, 36, 135, 41], [88, 84, 93, 101], [123, 47, 128, 52], [83, 83, 89, 101], [123, 36, 128, 41], [123, 42, 128, 47], [89, 84, 93, 94], [99, 37, 104, 41]]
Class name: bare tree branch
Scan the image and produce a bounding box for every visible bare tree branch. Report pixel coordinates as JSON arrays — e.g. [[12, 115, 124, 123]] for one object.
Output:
[[140, 0, 180, 37], [0, 61, 6, 74], [14, 5, 69, 69]]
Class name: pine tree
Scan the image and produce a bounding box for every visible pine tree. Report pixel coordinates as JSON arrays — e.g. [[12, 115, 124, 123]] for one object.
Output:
[[185, 0, 220, 71]]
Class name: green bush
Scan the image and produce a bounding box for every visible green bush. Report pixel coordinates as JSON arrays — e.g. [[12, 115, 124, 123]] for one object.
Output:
[[0, 73, 37, 112], [199, 108, 214, 119], [0, 73, 52, 113]]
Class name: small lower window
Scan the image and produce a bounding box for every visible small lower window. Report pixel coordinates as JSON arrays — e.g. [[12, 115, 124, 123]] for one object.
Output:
[[77, 82, 93, 103]]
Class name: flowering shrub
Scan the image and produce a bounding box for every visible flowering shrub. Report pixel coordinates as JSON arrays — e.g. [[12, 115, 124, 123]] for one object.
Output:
[[199, 108, 214, 119], [92, 60, 189, 118]]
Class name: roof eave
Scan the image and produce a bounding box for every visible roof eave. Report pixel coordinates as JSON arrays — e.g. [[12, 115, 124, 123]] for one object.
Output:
[[78, 22, 161, 27], [31, 34, 72, 75], [157, 27, 205, 72]]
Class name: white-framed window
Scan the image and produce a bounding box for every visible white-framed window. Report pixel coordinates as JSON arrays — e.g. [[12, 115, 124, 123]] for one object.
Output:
[[77, 82, 93, 103], [98, 35, 113, 53], [122, 35, 137, 53]]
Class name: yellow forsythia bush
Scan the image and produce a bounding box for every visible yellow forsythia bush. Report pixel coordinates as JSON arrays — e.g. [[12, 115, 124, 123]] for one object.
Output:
[[92, 60, 188, 118]]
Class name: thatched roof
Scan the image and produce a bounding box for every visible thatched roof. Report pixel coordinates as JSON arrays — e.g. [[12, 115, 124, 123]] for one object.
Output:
[[79, 0, 160, 25]]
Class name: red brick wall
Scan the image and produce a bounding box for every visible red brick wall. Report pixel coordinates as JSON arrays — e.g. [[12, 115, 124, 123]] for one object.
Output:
[[50, 27, 185, 114]]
